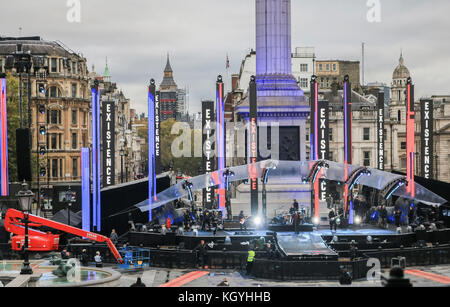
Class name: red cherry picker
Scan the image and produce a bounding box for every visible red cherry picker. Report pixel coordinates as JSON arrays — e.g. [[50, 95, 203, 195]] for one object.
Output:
[[3, 208, 123, 263]]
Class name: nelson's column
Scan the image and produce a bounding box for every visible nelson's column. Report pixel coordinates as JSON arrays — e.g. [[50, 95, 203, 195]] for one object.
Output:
[[234, 0, 311, 217]]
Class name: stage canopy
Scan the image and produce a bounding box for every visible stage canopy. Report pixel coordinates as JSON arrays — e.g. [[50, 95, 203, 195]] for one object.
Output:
[[135, 160, 447, 212]]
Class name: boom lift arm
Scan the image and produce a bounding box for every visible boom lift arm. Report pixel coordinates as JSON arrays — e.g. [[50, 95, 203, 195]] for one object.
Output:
[[4, 209, 123, 263]]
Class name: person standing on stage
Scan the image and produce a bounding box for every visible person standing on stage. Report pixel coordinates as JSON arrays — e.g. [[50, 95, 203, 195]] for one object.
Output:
[[293, 211, 301, 235], [239, 211, 247, 231], [212, 211, 219, 236], [329, 209, 337, 232], [394, 209, 402, 228], [379, 205, 388, 228], [293, 199, 299, 211], [408, 205, 415, 225]]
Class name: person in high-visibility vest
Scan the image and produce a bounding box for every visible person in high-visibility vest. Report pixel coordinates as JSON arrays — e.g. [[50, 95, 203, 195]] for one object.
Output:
[[246, 246, 256, 275]]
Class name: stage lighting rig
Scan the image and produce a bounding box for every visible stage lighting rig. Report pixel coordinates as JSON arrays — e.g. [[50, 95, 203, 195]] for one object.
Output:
[[223, 169, 235, 191], [304, 160, 329, 184], [381, 177, 408, 200], [345, 167, 372, 190], [182, 180, 194, 202], [39, 126, 46, 136]]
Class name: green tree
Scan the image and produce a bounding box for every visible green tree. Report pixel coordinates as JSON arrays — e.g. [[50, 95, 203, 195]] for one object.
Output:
[[6, 72, 20, 182], [160, 118, 202, 177]]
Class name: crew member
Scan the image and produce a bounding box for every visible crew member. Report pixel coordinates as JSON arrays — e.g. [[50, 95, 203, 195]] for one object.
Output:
[[246, 246, 256, 275], [195, 240, 208, 269], [408, 205, 415, 225]]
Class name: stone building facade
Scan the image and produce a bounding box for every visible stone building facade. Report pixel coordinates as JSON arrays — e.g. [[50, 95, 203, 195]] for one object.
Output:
[[0, 36, 90, 186]]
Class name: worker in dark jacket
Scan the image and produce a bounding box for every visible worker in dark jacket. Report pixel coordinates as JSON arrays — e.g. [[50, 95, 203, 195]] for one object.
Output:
[[110, 229, 119, 245], [80, 249, 90, 267], [195, 240, 208, 269]]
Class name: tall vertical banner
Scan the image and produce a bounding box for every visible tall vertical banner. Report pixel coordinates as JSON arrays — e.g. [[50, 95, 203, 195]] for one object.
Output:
[[310, 76, 317, 161], [216, 76, 226, 213], [421, 99, 433, 179], [148, 80, 156, 221], [249, 76, 259, 216], [377, 92, 385, 171], [202, 100, 215, 209], [317, 100, 329, 203], [406, 78, 415, 196], [91, 82, 101, 231], [343, 75, 353, 217], [102, 100, 115, 187], [0, 75, 9, 196], [154, 91, 161, 175], [81, 147, 90, 231]]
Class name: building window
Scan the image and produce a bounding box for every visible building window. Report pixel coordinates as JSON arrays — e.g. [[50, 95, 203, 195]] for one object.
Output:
[[60, 159, 63, 178], [329, 128, 333, 141], [72, 62, 76, 74], [398, 110, 401, 122], [72, 133, 77, 149], [49, 110, 61, 124], [0, 59, 3, 71], [320, 77, 324, 88], [326, 78, 330, 88], [332, 63, 337, 71], [363, 128, 370, 141], [72, 158, 78, 177], [51, 58, 57, 73], [52, 159, 58, 178], [306, 128, 310, 142], [363, 151, 371, 167], [401, 142, 406, 150], [300, 78, 308, 88], [325, 64, 330, 71], [72, 110, 77, 125], [71, 84, 77, 98], [329, 151, 334, 161], [300, 64, 308, 72], [318, 64, 323, 72], [401, 158, 407, 169], [51, 133, 57, 150], [384, 129, 387, 141]]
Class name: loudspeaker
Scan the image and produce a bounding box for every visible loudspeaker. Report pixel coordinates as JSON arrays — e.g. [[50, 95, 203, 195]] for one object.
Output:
[[16, 128, 32, 182]]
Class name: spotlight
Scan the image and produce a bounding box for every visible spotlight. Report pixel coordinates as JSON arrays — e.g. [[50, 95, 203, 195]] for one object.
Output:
[[366, 235, 373, 243], [354, 216, 361, 225], [39, 146, 46, 156], [312, 217, 320, 225], [39, 126, 46, 136], [38, 105, 45, 114], [254, 216, 262, 226], [332, 236, 338, 243], [38, 84, 46, 95], [40, 167, 46, 177]]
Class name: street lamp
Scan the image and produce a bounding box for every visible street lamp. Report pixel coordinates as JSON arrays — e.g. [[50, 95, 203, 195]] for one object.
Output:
[[125, 151, 129, 182], [66, 186, 75, 225], [120, 148, 125, 183], [16, 181, 34, 275]]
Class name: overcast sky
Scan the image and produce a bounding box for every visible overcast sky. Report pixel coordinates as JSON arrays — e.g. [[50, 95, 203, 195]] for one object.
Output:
[[2, 0, 450, 115]]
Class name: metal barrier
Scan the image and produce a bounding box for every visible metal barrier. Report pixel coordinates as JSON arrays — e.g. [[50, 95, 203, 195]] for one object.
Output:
[[363, 245, 450, 268]]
